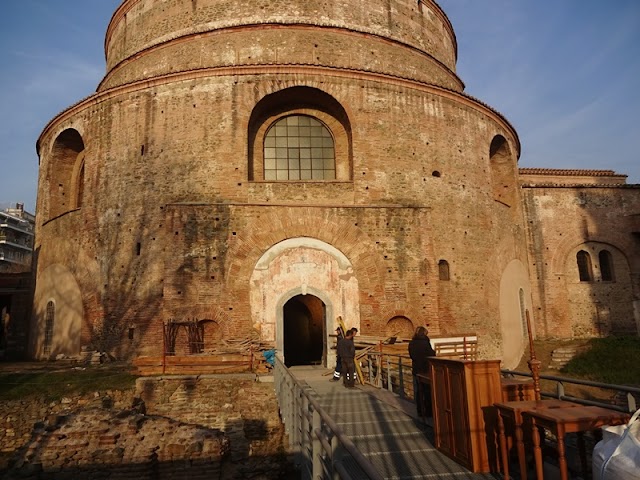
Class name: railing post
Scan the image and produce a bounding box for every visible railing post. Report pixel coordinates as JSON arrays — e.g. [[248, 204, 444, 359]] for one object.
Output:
[[330, 433, 339, 480], [557, 381, 565, 400], [302, 394, 310, 466], [398, 356, 405, 398], [386, 355, 392, 392], [312, 409, 322, 479]]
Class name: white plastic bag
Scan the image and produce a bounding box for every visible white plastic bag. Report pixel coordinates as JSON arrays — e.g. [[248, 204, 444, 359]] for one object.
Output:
[[593, 408, 640, 480]]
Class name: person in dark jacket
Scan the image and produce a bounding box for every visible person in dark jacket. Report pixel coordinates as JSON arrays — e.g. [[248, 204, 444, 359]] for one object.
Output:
[[337, 328, 356, 388], [408, 326, 436, 417]]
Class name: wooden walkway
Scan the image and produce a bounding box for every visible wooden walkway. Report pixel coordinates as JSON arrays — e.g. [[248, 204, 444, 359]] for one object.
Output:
[[289, 366, 499, 480]]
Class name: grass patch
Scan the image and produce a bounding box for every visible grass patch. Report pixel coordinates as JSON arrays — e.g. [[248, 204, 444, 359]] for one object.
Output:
[[561, 336, 640, 385], [0, 366, 137, 401]]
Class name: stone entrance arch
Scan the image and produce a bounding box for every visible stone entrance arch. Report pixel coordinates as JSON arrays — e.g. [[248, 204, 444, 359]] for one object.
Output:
[[250, 237, 360, 368]]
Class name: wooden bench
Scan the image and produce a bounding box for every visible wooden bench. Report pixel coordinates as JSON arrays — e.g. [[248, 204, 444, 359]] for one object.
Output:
[[431, 334, 478, 360]]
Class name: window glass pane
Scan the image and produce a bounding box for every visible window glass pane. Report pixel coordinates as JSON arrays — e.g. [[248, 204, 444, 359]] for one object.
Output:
[[325, 170, 335, 179], [263, 115, 335, 181]]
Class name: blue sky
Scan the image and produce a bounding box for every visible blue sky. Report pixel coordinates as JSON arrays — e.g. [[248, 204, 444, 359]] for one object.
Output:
[[1, 0, 638, 213]]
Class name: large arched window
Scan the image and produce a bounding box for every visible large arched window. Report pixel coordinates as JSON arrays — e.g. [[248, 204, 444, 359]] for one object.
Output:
[[264, 115, 335, 180], [599, 250, 615, 282], [576, 250, 593, 282], [248, 86, 352, 182]]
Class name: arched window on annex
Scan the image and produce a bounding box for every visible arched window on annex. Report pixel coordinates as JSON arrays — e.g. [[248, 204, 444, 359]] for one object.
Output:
[[47, 128, 86, 219], [489, 135, 516, 207], [248, 86, 352, 182], [576, 250, 594, 282], [598, 249, 615, 282]]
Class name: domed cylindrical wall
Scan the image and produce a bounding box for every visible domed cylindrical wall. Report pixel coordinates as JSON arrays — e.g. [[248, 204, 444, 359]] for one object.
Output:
[[101, 0, 460, 91]]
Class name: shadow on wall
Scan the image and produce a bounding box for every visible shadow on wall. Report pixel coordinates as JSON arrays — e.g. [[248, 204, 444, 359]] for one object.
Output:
[[32, 186, 165, 360]]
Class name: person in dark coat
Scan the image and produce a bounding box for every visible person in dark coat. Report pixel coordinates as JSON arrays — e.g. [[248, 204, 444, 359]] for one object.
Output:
[[408, 326, 436, 417], [337, 328, 356, 388]]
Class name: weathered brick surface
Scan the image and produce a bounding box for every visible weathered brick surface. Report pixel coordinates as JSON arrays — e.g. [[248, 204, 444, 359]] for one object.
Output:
[[1, 377, 290, 479], [521, 180, 640, 339]]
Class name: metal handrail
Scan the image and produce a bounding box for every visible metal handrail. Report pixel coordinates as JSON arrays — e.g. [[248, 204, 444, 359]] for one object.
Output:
[[358, 352, 639, 413], [502, 369, 639, 412], [362, 352, 414, 399], [274, 357, 384, 480]]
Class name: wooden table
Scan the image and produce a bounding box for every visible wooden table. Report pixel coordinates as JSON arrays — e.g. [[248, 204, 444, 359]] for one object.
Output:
[[523, 406, 630, 480], [494, 399, 580, 480]]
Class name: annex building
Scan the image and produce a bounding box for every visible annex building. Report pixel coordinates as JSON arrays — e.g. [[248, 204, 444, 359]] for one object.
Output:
[[30, 0, 639, 369]]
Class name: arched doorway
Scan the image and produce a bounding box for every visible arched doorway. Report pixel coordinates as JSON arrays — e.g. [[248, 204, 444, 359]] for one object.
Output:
[[283, 294, 325, 367]]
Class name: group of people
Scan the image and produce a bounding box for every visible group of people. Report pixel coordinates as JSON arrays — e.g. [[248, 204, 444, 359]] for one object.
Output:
[[332, 326, 358, 388], [332, 323, 436, 416]]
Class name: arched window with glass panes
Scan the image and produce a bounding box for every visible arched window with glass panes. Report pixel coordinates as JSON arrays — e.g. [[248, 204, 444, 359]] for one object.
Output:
[[263, 115, 335, 180]]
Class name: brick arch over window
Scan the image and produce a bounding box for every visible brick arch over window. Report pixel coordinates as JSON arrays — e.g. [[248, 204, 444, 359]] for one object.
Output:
[[48, 128, 85, 219], [489, 134, 516, 207], [248, 86, 352, 181]]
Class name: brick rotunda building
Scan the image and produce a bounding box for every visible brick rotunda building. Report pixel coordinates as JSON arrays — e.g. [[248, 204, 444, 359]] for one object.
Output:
[[31, 0, 639, 367]]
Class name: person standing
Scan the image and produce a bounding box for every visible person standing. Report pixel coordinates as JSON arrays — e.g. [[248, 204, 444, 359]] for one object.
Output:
[[332, 326, 344, 381], [408, 326, 436, 417], [337, 328, 356, 388]]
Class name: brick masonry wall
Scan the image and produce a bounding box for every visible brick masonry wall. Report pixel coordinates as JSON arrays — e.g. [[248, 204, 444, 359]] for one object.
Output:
[[34, 70, 523, 361]]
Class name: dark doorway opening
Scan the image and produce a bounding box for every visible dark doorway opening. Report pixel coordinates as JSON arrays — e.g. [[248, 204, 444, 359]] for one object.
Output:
[[283, 294, 325, 367]]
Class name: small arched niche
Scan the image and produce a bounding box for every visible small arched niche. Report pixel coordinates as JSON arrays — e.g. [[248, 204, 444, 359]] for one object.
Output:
[[48, 129, 85, 219], [489, 135, 516, 207]]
